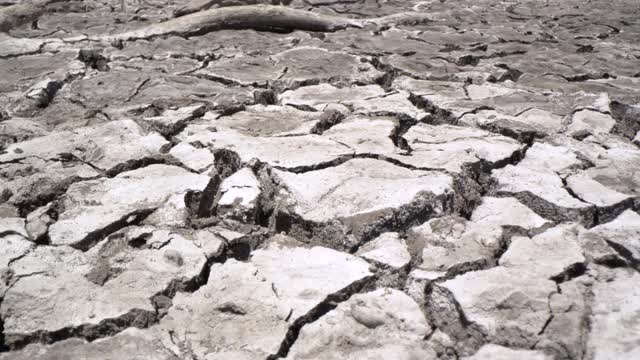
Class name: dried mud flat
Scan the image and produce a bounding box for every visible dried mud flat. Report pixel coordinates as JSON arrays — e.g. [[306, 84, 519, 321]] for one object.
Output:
[[0, 0, 640, 359]]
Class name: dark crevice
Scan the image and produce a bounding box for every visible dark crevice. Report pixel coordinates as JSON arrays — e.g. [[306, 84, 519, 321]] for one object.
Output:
[[226, 241, 252, 261], [560, 72, 616, 82], [254, 163, 281, 229], [537, 314, 554, 336], [309, 109, 345, 135], [369, 56, 399, 91], [361, 258, 412, 291], [0, 230, 25, 238], [78, 49, 110, 71], [550, 262, 587, 283], [267, 275, 374, 359], [606, 240, 640, 270], [57, 152, 106, 175], [72, 208, 155, 251], [389, 116, 417, 151], [105, 155, 199, 178], [123, 78, 151, 103], [4, 309, 158, 351], [14, 173, 102, 218], [195, 174, 222, 218], [455, 142, 529, 220], [492, 190, 596, 229], [141, 104, 207, 139], [407, 92, 457, 125], [9, 78, 64, 117], [473, 119, 543, 144], [272, 154, 356, 174], [424, 283, 487, 355], [559, 176, 632, 228], [190, 72, 269, 89], [491, 64, 523, 83], [0, 42, 46, 60]]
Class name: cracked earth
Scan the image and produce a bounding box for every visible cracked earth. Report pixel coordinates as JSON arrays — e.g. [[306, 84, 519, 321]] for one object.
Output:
[[0, 0, 639, 359]]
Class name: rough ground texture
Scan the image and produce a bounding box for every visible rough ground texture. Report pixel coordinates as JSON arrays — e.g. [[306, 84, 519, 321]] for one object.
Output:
[[0, 0, 639, 359]]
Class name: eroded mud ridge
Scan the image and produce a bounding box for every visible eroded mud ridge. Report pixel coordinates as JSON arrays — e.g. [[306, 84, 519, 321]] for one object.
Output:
[[0, 0, 639, 359]]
